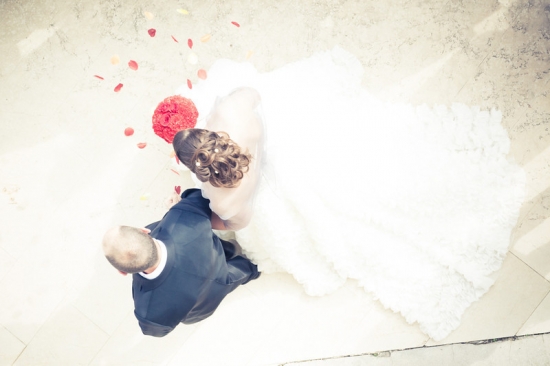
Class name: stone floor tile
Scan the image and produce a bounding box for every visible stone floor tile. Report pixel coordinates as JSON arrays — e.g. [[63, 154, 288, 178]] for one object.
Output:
[[246, 280, 425, 365], [13, 302, 108, 366], [426, 254, 550, 345], [0, 325, 25, 366], [518, 292, 550, 336], [71, 254, 135, 336], [288, 334, 550, 366], [89, 311, 197, 366], [167, 285, 284, 366], [513, 217, 550, 281]]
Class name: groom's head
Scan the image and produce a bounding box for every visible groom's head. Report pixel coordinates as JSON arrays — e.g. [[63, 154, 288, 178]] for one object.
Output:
[[102, 226, 158, 275]]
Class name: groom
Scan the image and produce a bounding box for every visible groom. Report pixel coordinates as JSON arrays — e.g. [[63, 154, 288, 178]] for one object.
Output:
[[101, 188, 260, 337]]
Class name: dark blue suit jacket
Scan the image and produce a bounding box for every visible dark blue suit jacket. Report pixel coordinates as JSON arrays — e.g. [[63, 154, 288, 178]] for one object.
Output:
[[132, 189, 259, 337]]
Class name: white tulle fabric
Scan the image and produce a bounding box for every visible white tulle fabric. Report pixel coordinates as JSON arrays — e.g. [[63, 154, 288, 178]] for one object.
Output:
[[176, 47, 525, 341]]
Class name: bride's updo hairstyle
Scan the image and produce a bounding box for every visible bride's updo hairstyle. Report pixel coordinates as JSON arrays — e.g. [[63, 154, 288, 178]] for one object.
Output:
[[173, 128, 251, 188]]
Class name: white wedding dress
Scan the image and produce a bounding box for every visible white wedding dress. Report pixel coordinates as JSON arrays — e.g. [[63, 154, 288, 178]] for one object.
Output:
[[175, 47, 525, 341]]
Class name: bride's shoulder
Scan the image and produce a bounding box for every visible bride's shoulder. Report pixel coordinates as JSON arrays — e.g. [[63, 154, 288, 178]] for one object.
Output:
[[205, 86, 264, 150]]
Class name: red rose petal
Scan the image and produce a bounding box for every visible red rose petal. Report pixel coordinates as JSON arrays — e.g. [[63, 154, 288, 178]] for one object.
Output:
[[171, 35, 178, 43], [94, 75, 104, 80], [231, 21, 240, 27], [148, 28, 156, 37], [128, 60, 138, 70], [187, 79, 192, 89], [197, 69, 207, 80], [174, 186, 181, 194], [114, 83, 123, 92], [187, 38, 193, 49], [171, 169, 180, 175], [137, 142, 147, 149], [175, 155, 180, 164], [124, 127, 134, 136]]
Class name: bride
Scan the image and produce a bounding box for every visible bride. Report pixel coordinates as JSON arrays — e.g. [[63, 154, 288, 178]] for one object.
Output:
[[172, 87, 264, 231], [171, 47, 525, 341]]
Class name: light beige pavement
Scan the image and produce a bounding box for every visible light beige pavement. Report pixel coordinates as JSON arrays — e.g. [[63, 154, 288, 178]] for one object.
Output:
[[0, 0, 549, 365]]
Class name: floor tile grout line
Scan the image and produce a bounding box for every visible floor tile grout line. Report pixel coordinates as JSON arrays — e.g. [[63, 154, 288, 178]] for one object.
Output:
[[0, 245, 16, 264], [0, 321, 26, 352], [454, 45, 491, 100], [10, 344, 27, 366], [509, 252, 550, 337], [279, 331, 550, 365], [509, 251, 550, 285], [72, 303, 111, 338], [6, 291, 68, 363], [86, 308, 134, 366], [65, 303, 112, 366]]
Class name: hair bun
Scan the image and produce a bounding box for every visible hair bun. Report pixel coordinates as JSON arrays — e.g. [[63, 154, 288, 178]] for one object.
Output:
[[191, 131, 251, 188]]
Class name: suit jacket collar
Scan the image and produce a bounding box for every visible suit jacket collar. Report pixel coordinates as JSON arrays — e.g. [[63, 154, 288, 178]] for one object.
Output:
[[133, 238, 175, 292]]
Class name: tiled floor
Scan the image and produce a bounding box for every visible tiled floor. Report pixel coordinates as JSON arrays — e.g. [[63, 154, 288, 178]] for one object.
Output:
[[291, 334, 550, 366], [0, 0, 549, 365]]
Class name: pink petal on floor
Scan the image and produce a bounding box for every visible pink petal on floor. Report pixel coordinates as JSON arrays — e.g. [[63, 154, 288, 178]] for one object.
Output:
[[187, 79, 192, 89], [197, 69, 207, 80], [128, 60, 138, 70], [94, 75, 104, 80], [171, 169, 180, 175], [124, 127, 134, 136], [114, 83, 123, 92], [137, 142, 147, 149], [171, 35, 179, 43], [148, 28, 156, 37], [187, 38, 193, 49], [231, 21, 240, 27], [175, 186, 181, 194]]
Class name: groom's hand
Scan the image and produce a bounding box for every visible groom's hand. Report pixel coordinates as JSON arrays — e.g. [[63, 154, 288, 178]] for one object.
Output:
[[211, 212, 228, 230], [165, 192, 182, 208]]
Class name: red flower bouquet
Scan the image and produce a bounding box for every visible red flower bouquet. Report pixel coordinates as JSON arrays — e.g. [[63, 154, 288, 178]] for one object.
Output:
[[152, 95, 198, 143]]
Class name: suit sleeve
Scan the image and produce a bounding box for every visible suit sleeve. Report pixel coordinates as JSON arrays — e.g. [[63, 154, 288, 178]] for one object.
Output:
[[135, 313, 175, 337], [177, 188, 213, 218]]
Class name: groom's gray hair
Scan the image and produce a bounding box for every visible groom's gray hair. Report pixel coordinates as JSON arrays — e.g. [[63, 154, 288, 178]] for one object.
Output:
[[102, 226, 158, 273]]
